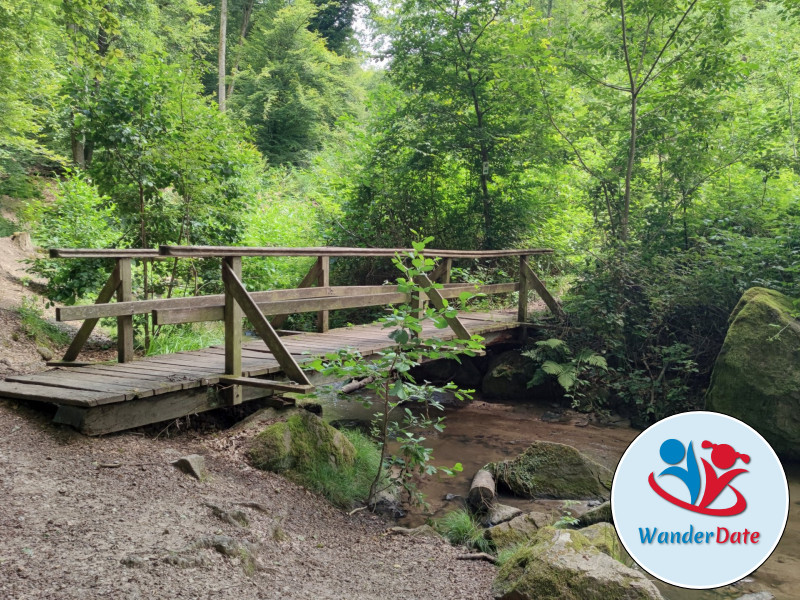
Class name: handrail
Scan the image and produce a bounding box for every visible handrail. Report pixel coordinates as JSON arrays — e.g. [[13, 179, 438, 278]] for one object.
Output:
[[49, 245, 553, 259]]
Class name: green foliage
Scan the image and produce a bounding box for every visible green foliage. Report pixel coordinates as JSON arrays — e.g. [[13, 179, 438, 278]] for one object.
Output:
[[23, 172, 122, 304], [146, 324, 224, 356], [16, 296, 69, 348], [0, 214, 15, 237], [435, 508, 494, 554], [309, 240, 482, 506]]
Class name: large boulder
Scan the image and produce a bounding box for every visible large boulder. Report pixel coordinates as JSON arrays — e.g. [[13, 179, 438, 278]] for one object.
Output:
[[706, 287, 800, 459], [486, 510, 558, 549], [248, 411, 355, 472], [493, 526, 663, 600], [486, 442, 612, 500]]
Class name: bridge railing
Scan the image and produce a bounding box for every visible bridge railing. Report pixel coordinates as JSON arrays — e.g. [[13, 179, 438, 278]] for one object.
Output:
[[48, 246, 563, 401]]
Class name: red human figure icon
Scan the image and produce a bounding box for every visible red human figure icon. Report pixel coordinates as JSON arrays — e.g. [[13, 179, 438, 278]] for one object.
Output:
[[698, 441, 750, 510]]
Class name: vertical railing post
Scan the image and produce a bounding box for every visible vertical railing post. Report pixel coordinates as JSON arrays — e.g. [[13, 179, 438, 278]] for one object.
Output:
[[317, 255, 329, 333], [224, 255, 243, 405], [441, 258, 452, 284], [518, 255, 530, 323], [117, 258, 135, 363]]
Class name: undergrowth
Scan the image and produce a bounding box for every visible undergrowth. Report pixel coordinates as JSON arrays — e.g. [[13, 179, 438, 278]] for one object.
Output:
[[0, 215, 15, 237], [16, 296, 69, 348], [434, 508, 494, 554], [146, 324, 224, 356]]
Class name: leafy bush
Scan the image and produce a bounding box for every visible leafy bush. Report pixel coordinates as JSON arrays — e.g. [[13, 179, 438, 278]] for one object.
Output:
[[434, 508, 494, 554], [0, 214, 15, 237]]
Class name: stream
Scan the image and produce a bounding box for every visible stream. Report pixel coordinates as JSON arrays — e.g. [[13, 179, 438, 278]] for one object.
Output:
[[318, 393, 800, 600]]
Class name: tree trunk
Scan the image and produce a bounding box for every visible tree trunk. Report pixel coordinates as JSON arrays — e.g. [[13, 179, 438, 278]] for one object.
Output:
[[218, 0, 227, 111], [467, 469, 496, 512], [621, 93, 638, 242]]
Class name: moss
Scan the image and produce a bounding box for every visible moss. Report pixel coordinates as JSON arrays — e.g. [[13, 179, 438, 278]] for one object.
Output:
[[486, 442, 612, 500], [706, 287, 800, 458]]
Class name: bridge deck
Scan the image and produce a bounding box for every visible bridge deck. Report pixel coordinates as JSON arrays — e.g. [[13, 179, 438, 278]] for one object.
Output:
[[0, 310, 521, 433]]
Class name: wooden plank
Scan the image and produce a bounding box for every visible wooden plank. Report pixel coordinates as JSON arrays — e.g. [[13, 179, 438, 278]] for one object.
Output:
[[5, 374, 138, 399], [317, 256, 330, 333], [270, 260, 323, 329], [59, 285, 338, 322], [117, 258, 135, 362], [62, 265, 120, 362], [224, 253, 244, 403], [48, 360, 109, 368], [76, 366, 189, 383], [218, 377, 314, 394], [521, 261, 565, 319], [51, 383, 285, 435], [0, 381, 117, 407], [413, 274, 472, 340], [223, 261, 312, 387], [49, 248, 161, 259], [159, 245, 554, 259]]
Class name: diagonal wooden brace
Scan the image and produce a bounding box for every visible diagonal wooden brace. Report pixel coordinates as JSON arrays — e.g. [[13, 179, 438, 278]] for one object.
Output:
[[222, 261, 312, 387], [413, 274, 472, 340], [520, 260, 565, 320], [62, 264, 122, 362], [270, 259, 323, 329]]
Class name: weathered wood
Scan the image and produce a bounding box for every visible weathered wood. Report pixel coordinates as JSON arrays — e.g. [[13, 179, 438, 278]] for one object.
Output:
[[5, 374, 139, 398], [413, 274, 472, 340], [49, 248, 161, 259], [0, 381, 119, 407], [62, 265, 120, 362], [518, 256, 530, 323], [117, 258, 135, 363], [429, 258, 452, 284], [218, 377, 314, 393], [520, 260, 565, 320], [270, 260, 323, 329], [317, 256, 330, 333], [48, 360, 108, 368], [340, 376, 375, 394], [222, 261, 312, 387], [223, 256, 243, 404], [467, 469, 496, 512], [159, 245, 554, 259]]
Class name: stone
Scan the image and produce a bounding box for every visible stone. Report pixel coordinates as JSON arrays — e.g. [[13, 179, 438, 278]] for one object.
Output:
[[482, 350, 536, 399], [577, 501, 612, 527], [486, 441, 613, 500], [248, 411, 355, 472], [493, 527, 663, 600], [411, 356, 483, 389], [481, 503, 522, 527], [36, 345, 54, 361], [706, 287, 800, 459], [486, 510, 557, 549], [578, 522, 630, 565], [171, 454, 208, 481], [735, 593, 774, 600]]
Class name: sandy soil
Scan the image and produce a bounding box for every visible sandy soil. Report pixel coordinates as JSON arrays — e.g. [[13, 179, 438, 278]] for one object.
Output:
[[0, 400, 496, 600]]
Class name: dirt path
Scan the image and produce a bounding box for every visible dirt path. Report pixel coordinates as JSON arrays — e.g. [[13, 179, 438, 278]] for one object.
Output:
[[0, 401, 495, 599]]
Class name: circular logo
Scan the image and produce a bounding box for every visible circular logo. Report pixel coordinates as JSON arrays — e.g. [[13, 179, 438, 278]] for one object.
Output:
[[611, 411, 789, 589]]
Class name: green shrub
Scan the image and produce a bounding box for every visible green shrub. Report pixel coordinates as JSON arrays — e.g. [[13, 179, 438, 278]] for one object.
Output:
[[146, 324, 224, 356], [0, 214, 15, 237], [434, 508, 494, 554]]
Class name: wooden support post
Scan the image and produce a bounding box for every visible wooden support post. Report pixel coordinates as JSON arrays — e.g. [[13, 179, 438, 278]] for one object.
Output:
[[117, 258, 135, 363], [518, 256, 531, 324], [429, 258, 452, 284], [317, 255, 329, 333], [222, 261, 312, 387], [62, 265, 121, 362], [270, 259, 323, 329], [413, 274, 472, 340], [223, 256, 243, 405], [520, 260, 565, 320]]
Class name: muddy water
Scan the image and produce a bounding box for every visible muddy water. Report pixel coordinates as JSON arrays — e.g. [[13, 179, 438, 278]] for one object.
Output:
[[319, 395, 800, 600]]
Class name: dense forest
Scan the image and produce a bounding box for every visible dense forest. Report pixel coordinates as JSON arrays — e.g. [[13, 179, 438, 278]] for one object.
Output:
[[1, 0, 799, 424]]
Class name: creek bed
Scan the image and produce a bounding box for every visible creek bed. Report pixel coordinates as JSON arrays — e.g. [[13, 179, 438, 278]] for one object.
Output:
[[319, 392, 800, 600]]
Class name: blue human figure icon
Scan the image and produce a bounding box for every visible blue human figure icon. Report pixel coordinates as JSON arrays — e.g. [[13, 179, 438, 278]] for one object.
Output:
[[658, 439, 701, 505]]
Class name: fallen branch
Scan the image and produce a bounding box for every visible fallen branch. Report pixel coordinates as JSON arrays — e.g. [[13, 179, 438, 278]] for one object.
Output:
[[457, 552, 497, 564], [341, 376, 375, 394]]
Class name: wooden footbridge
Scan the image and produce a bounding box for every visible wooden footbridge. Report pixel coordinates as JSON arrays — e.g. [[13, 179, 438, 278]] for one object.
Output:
[[0, 246, 563, 435]]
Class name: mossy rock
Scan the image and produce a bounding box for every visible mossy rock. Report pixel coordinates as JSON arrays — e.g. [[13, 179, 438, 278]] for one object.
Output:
[[493, 527, 663, 600], [486, 510, 558, 550], [482, 350, 536, 399], [706, 287, 800, 459], [577, 502, 612, 527], [248, 411, 355, 472], [486, 442, 612, 500], [577, 523, 630, 565]]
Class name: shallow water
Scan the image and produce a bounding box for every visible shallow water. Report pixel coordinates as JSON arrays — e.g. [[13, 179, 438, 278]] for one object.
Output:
[[319, 393, 800, 600]]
